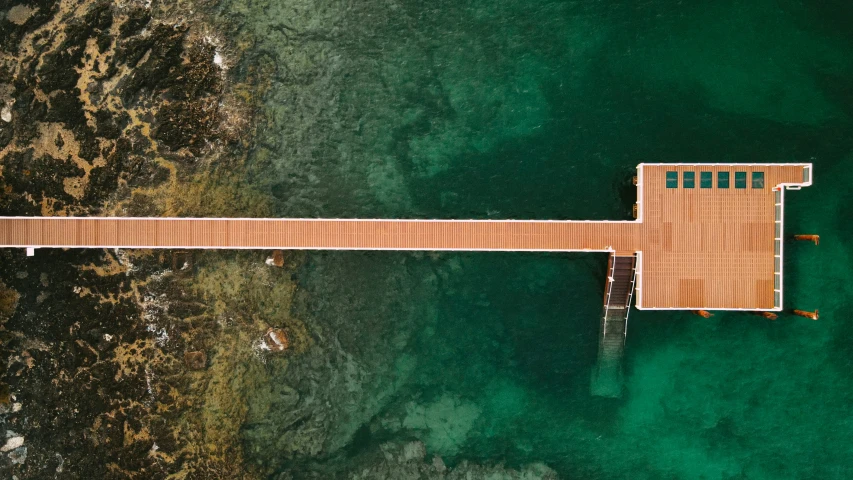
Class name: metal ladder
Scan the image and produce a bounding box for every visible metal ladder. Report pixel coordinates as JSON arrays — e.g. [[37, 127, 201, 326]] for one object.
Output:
[[591, 253, 637, 397]]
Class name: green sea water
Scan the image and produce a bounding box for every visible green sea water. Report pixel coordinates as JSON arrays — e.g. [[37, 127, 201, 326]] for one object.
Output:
[[220, 0, 853, 477]]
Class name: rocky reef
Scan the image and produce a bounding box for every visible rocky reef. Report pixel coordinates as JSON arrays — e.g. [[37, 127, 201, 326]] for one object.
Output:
[[0, 0, 270, 477], [0, 0, 563, 478], [0, 0, 255, 217]]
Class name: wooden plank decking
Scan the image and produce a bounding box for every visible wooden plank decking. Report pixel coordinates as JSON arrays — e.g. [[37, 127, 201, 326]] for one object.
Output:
[[636, 163, 808, 310], [0, 163, 812, 311], [0, 218, 640, 252]]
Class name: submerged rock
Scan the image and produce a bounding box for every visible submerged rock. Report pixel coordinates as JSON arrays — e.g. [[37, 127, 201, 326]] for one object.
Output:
[[8, 446, 27, 465], [400, 393, 482, 455], [1, 435, 24, 452], [342, 441, 558, 480], [184, 350, 207, 370], [6, 5, 36, 26], [401, 441, 426, 462], [0, 281, 19, 322], [431, 455, 447, 473]]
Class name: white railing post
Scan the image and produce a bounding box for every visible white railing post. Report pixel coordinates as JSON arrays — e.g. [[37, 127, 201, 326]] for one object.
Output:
[[602, 254, 617, 338], [774, 187, 784, 309], [623, 254, 638, 339]]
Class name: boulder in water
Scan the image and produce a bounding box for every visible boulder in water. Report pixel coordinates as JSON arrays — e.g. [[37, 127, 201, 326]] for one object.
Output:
[[264, 327, 290, 352]]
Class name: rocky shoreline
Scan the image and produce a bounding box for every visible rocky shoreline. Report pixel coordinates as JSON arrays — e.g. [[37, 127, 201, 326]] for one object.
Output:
[[0, 0, 273, 476], [0, 1, 559, 478]]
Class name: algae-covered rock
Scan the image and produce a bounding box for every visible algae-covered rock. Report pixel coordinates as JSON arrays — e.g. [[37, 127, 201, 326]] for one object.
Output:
[[0, 0, 266, 477], [184, 350, 208, 370], [401, 393, 483, 455], [0, 0, 252, 218], [0, 281, 19, 322]]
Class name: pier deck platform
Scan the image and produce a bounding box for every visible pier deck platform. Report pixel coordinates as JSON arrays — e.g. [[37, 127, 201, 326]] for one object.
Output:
[[0, 163, 812, 311]]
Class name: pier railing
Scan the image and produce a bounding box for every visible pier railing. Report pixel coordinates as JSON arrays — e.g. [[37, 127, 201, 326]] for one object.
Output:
[[774, 188, 783, 309]]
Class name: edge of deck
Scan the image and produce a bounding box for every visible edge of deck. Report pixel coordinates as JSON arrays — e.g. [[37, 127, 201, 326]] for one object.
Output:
[[633, 162, 812, 312]]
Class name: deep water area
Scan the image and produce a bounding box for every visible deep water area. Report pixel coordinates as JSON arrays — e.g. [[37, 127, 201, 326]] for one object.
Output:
[[2, 0, 853, 478], [219, 0, 853, 478]]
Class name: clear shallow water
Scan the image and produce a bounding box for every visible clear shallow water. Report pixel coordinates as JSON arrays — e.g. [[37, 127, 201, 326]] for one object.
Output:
[[221, 0, 853, 477]]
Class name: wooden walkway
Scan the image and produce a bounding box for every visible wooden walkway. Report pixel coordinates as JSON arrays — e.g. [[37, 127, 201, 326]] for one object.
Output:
[[0, 163, 812, 311], [0, 217, 639, 252]]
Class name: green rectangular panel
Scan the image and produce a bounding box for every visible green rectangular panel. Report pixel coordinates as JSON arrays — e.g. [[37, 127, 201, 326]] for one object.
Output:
[[683, 171, 695, 188], [666, 171, 678, 188], [700, 171, 712, 188], [718, 171, 730, 188], [752, 171, 765, 188], [735, 171, 747, 189]]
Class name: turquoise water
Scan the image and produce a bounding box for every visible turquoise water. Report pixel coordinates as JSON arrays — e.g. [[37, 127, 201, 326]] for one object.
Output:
[[222, 0, 853, 477]]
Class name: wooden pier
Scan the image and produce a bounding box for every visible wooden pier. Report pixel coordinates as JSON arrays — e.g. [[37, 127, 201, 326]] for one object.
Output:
[[0, 163, 813, 396], [0, 163, 810, 311]]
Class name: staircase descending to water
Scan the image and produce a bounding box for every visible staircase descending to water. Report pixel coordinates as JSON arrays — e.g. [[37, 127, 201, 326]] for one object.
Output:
[[591, 253, 637, 397]]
